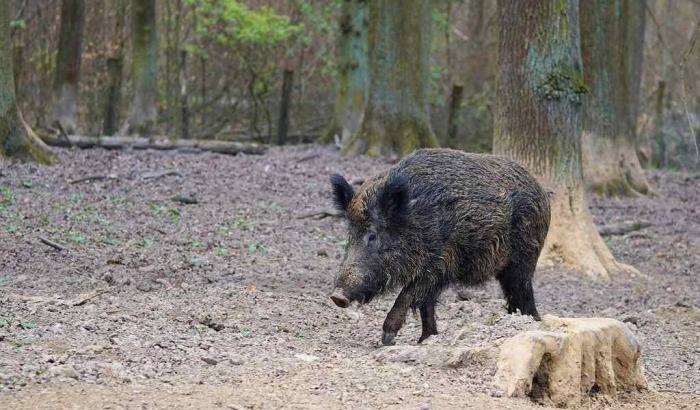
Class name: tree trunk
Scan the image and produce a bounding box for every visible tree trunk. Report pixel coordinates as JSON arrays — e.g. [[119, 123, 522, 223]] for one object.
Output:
[[124, 0, 158, 137], [102, 57, 123, 136], [276, 68, 294, 146], [343, 0, 438, 157], [653, 80, 666, 168], [50, 0, 86, 133], [179, 49, 189, 140], [0, 1, 55, 163], [447, 84, 464, 144], [580, 0, 652, 196], [494, 0, 634, 280], [325, 0, 368, 145]]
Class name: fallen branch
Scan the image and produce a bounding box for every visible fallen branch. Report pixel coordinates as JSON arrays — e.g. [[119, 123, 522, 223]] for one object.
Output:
[[141, 170, 182, 179], [40, 134, 267, 156], [39, 236, 67, 251], [70, 289, 109, 306], [70, 174, 119, 184], [297, 209, 343, 220], [598, 221, 651, 236]]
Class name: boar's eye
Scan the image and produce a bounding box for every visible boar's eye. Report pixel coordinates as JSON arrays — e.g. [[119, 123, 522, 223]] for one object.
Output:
[[366, 232, 377, 245]]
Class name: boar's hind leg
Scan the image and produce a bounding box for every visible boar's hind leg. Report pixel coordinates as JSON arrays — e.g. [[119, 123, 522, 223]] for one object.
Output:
[[382, 283, 416, 346], [496, 257, 540, 321], [418, 299, 438, 344]]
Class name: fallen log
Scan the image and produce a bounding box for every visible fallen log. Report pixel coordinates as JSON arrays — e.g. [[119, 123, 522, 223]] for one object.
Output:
[[598, 221, 651, 236], [40, 134, 267, 156]]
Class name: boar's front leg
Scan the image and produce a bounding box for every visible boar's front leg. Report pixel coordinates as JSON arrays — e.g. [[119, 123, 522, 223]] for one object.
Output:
[[381, 282, 416, 346], [418, 300, 438, 344]]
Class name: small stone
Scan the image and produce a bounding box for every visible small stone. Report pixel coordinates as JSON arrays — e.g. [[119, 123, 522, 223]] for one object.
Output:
[[48, 365, 80, 380], [190, 256, 210, 267], [172, 193, 198, 204], [344, 309, 362, 320], [294, 353, 319, 362], [201, 357, 218, 365], [622, 316, 639, 325]]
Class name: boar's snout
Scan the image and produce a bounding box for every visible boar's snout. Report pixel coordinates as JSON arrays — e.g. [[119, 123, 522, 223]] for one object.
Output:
[[330, 288, 350, 308]]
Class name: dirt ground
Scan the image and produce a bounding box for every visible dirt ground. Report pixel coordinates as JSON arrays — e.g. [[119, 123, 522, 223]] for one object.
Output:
[[1, 145, 698, 409]]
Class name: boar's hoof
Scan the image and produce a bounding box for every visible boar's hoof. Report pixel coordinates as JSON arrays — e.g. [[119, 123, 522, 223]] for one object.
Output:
[[330, 291, 350, 308], [417, 330, 438, 344], [382, 331, 397, 346]]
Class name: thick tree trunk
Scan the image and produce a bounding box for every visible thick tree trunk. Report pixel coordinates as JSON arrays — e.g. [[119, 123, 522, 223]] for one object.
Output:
[[124, 0, 158, 137], [343, 0, 438, 157], [327, 0, 368, 145], [179, 50, 190, 140], [494, 0, 634, 280], [276, 69, 294, 146], [653, 80, 666, 168], [102, 57, 123, 136], [50, 0, 86, 133], [580, 0, 652, 196], [102, 0, 126, 136], [0, 2, 54, 163]]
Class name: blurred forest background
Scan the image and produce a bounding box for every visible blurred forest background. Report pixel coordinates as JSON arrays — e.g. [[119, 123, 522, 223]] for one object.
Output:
[[6, 0, 699, 169]]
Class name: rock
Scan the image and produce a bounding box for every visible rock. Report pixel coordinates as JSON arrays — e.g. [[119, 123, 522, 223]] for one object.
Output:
[[374, 345, 448, 366], [201, 357, 218, 365], [344, 309, 363, 321], [622, 316, 639, 326], [294, 353, 320, 363], [48, 364, 80, 380], [493, 315, 647, 407], [190, 256, 210, 267], [444, 346, 497, 368]]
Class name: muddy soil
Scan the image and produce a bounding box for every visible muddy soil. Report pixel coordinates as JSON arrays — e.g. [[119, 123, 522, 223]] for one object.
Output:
[[0, 146, 698, 409]]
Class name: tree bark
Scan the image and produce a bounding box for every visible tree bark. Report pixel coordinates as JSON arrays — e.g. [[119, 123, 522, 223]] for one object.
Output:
[[343, 0, 438, 157], [447, 84, 464, 144], [325, 0, 368, 145], [179, 49, 190, 140], [653, 80, 666, 168], [102, 57, 123, 136], [580, 0, 652, 196], [124, 0, 158, 137], [276, 69, 294, 146], [494, 0, 634, 280], [0, 1, 55, 163], [50, 0, 86, 133]]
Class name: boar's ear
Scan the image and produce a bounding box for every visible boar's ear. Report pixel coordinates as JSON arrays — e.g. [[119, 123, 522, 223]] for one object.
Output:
[[330, 174, 354, 213], [378, 174, 409, 225]]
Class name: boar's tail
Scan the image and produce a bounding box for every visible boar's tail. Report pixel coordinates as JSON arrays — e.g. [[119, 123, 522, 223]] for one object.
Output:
[[507, 190, 551, 251]]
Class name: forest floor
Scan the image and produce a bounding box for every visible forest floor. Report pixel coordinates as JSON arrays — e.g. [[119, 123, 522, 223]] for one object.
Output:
[[0, 145, 698, 410]]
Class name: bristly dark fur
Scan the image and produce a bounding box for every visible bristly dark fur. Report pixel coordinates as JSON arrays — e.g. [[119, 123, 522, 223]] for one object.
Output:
[[330, 174, 354, 212], [377, 174, 409, 226], [330, 148, 551, 345]]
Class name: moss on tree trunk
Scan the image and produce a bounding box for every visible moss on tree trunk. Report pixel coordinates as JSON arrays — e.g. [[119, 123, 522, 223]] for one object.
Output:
[[125, 0, 158, 137], [50, 0, 85, 133], [580, 0, 652, 197], [494, 0, 634, 280], [343, 0, 438, 157], [0, 1, 54, 163], [323, 0, 368, 145]]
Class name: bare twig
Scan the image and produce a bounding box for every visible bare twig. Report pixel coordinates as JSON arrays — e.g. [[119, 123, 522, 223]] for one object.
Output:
[[39, 236, 67, 252], [296, 153, 321, 163], [297, 209, 343, 220], [70, 174, 119, 184], [141, 170, 182, 180], [70, 289, 109, 306], [598, 221, 651, 236]]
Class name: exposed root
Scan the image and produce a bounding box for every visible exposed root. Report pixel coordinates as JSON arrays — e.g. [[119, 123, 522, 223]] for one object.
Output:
[[537, 187, 639, 280]]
